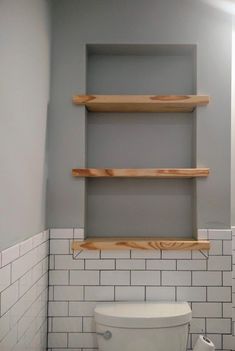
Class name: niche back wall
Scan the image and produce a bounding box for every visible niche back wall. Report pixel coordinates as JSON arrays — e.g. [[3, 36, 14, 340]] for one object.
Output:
[[86, 47, 195, 237]]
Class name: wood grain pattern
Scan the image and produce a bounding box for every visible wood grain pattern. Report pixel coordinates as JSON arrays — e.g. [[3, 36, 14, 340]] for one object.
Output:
[[71, 237, 210, 251], [72, 95, 210, 112], [72, 168, 210, 178]]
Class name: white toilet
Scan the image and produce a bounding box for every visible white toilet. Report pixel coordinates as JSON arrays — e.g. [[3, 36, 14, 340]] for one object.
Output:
[[94, 302, 192, 351]]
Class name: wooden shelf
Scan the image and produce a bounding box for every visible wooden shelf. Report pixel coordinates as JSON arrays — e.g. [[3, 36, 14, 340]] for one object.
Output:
[[72, 168, 210, 178], [72, 95, 210, 112], [72, 237, 210, 251]]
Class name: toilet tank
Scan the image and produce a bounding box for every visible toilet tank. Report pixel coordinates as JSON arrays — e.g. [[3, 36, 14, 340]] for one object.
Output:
[[94, 302, 192, 351]]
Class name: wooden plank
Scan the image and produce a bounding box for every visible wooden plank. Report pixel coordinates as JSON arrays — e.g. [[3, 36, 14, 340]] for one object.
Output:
[[72, 168, 210, 178], [72, 95, 210, 112], [71, 237, 210, 251]]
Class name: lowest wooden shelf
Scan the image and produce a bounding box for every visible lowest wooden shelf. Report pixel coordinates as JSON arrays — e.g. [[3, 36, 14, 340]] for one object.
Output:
[[72, 168, 209, 178], [72, 237, 210, 251], [72, 94, 210, 112]]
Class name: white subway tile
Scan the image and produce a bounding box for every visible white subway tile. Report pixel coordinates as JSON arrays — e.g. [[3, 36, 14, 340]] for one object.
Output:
[[54, 286, 83, 301], [192, 303, 222, 317], [207, 256, 231, 271], [192, 271, 222, 286], [70, 270, 99, 285], [208, 240, 223, 256], [177, 287, 206, 301], [116, 259, 145, 270], [12, 249, 34, 282], [0, 311, 10, 341], [197, 229, 208, 240], [1, 281, 19, 315], [222, 334, 235, 349], [223, 271, 232, 286], [85, 259, 115, 270], [101, 250, 130, 259], [83, 316, 96, 332], [68, 332, 97, 348], [53, 317, 82, 332], [32, 231, 45, 248], [74, 228, 84, 239], [48, 317, 52, 333], [32, 260, 43, 283], [208, 229, 232, 240], [0, 265, 11, 292], [20, 238, 33, 256], [146, 259, 176, 270], [207, 287, 231, 302], [50, 255, 55, 270], [10, 285, 36, 324], [42, 255, 49, 274], [55, 254, 84, 270], [222, 303, 232, 318], [48, 333, 67, 348], [162, 271, 191, 286], [48, 286, 54, 301], [191, 251, 207, 260], [177, 260, 206, 271], [222, 240, 232, 255], [50, 228, 73, 239], [84, 286, 114, 301], [131, 250, 160, 259], [50, 239, 70, 254], [0, 325, 17, 350], [73, 250, 100, 259], [44, 229, 50, 241], [190, 318, 205, 333], [2, 244, 19, 266], [48, 302, 68, 316], [162, 251, 191, 259], [206, 318, 231, 333], [101, 271, 130, 285], [69, 302, 97, 316], [17, 297, 43, 339], [146, 287, 175, 301], [131, 271, 160, 286], [19, 269, 33, 297], [49, 270, 69, 285], [36, 240, 49, 261], [115, 286, 145, 301]]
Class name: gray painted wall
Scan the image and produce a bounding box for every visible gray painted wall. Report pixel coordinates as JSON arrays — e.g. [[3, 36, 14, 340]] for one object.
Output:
[[48, 0, 232, 234], [0, 0, 51, 250], [232, 18, 235, 225]]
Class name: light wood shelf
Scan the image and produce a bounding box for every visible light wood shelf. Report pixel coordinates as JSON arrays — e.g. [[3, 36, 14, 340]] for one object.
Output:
[[72, 237, 210, 251], [72, 168, 210, 178], [72, 94, 210, 112]]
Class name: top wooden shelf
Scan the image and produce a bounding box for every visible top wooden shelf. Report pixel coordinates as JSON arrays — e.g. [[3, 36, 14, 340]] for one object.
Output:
[[72, 95, 210, 113]]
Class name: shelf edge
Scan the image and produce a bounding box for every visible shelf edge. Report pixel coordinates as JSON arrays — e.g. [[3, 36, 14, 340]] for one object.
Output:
[[71, 238, 210, 251], [72, 168, 210, 178]]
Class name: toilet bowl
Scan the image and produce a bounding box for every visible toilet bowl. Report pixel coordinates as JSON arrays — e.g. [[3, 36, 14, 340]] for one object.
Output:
[[94, 302, 192, 351]]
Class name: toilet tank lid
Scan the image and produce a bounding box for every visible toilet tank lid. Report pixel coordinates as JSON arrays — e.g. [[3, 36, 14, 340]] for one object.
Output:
[[94, 302, 192, 328]]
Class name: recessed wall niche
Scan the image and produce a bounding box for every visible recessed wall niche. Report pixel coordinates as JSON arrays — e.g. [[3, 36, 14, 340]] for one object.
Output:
[[85, 44, 197, 238]]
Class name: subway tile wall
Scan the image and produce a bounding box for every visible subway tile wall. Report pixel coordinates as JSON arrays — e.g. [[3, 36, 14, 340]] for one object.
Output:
[[232, 228, 235, 340], [48, 229, 235, 351], [0, 230, 49, 351]]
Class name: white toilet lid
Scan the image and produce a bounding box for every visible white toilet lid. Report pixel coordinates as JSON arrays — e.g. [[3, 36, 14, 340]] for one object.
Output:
[[94, 302, 192, 328]]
